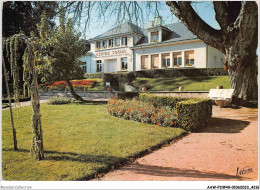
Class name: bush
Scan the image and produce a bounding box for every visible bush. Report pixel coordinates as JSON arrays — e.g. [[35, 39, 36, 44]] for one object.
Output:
[[48, 96, 73, 105], [138, 93, 188, 109], [117, 92, 140, 99], [138, 93, 212, 131], [176, 99, 212, 131], [107, 98, 177, 127], [130, 68, 228, 78]]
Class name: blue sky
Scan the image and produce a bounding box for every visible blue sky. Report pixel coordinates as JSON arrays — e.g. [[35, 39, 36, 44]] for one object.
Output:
[[83, 1, 220, 39]]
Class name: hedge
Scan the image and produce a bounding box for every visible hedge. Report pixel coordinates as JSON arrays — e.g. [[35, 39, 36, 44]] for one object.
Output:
[[138, 93, 212, 131], [138, 93, 188, 109], [130, 68, 228, 78], [176, 99, 212, 131]]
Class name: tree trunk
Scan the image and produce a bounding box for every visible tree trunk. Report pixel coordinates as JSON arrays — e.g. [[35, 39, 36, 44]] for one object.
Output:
[[65, 78, 84, 101], [2, 57, 18, 150], [30, 40, 44, 160], [227, 50, 258, 102]]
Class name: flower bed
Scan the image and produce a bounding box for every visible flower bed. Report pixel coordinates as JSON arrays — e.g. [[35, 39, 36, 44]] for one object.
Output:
[[39, 79, 96, 91], [111, 93, 212, 131], [107, 98, 177, 127]]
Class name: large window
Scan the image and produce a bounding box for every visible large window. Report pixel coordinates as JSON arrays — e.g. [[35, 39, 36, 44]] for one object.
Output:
[[96, 60, 102, 72], [151, 31, 159, 42], [121, 57, 128, 70], [141, 55, 149, 69], [185, 50, 194, 66], [96, 41, 101, 50], [173, 52, 182, 66], [103, 40, 108, 49], [162, 53, 170, 68], [122, 37, 127, 46], [109, 39, 114, 48], [151, 54, 159, 69], [115, 38, 120, 47]]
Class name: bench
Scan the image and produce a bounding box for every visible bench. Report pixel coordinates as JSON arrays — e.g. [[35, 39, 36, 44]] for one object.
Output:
[[208, 89, 234, 108]]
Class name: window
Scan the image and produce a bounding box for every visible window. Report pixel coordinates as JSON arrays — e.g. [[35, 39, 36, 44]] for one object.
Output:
[[82, 65, 87, 73], [151, 54, 159, 69], [162, 53, 170, 68], [185, 50, 194, 66], [109, 39, 114, 48], [141, 55, 149, 69], [173, 52, 182, 66], [121, 57, 127, 70], [80, 62, 87, 73], [103, 40, 108, 49], [96, 60, 102, 72], [151, 31, 159, 42], [116, 38, 120, 47], [96, 41, 101, 50], [214, 56, 217, 67], [122, 37, 127, 46]]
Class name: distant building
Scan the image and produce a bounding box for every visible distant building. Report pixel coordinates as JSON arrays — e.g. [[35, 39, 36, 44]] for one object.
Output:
[[79, 18, 225, 73]]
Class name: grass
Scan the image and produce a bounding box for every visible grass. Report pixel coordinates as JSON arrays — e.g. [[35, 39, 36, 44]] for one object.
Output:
[[2, 103, 186, 181], [86, 78, 104, 91], [132, 76, 230, 91]]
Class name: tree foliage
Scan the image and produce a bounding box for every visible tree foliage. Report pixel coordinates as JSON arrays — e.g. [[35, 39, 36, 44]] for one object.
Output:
[[2, 1, 58, 37], [35, 12, 89, 100]]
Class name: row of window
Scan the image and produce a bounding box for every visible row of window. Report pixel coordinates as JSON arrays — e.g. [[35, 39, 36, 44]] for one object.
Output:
[[141, 50, 194, 69], [96, 58, 128, 72], [96, 37, 127, 50]]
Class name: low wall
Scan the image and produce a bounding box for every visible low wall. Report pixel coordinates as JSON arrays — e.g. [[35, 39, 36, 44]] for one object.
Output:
[[148, 91, 209, 98], [39, 91, 209, 99]]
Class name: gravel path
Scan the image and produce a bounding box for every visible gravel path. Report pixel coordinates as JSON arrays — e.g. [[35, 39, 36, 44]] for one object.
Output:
[[96, 105, 258, 181]]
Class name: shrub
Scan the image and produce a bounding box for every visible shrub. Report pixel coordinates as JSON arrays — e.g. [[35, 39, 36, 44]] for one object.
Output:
[[107, 98, 177, 127], [117, 92, 140, 99], [176, 99, 212, 131], [138, 93, 188, 109], [48, 96, 73, 105]]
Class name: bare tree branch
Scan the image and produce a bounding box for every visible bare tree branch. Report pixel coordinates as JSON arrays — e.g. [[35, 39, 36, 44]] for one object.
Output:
[[166, 1, 224, 52]]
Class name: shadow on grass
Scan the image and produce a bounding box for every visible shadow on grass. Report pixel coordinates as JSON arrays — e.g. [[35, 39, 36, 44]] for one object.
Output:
[[120, 164, 247, 180], [196, 118, 250, 133]]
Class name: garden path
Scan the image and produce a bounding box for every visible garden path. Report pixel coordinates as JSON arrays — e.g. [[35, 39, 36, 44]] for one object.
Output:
[[95, 105, 258, 181]]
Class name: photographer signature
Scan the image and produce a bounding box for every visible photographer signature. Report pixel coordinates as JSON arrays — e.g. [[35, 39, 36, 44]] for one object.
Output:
[[236, 166, 253, 175]]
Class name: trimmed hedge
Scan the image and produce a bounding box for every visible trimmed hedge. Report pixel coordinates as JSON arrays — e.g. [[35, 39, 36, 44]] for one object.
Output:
[[130, 68, 228, 78], [176, 99, 212, 131], [138, 93, 212, 131], [138, 93, 188, 109]]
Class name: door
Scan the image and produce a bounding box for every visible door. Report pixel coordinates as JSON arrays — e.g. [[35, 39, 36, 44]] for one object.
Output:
[[108, 59, 117, 73]]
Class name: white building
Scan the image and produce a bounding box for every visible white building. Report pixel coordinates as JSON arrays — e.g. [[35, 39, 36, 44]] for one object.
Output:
[[79, 20, 224, 74]]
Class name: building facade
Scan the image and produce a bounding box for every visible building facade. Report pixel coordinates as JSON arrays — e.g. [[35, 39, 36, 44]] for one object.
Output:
[[79, 20, 225, 73]]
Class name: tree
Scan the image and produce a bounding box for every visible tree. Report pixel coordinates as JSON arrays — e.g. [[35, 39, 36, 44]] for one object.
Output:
[[165, 1, 258, 102], [3, 34, 44, 160], [36, 12, 89, 101], [2, 1, 58, 37]]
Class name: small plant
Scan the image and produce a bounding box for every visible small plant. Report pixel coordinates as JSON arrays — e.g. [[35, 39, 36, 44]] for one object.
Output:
[[107, 98, 177, 127], [48, 96, 73, 105]]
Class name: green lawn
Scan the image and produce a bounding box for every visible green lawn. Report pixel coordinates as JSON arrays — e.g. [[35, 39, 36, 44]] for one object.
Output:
[[2, 103, 186, 181], [132, 76, 230, 91], [85, 78, 104, 91]]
